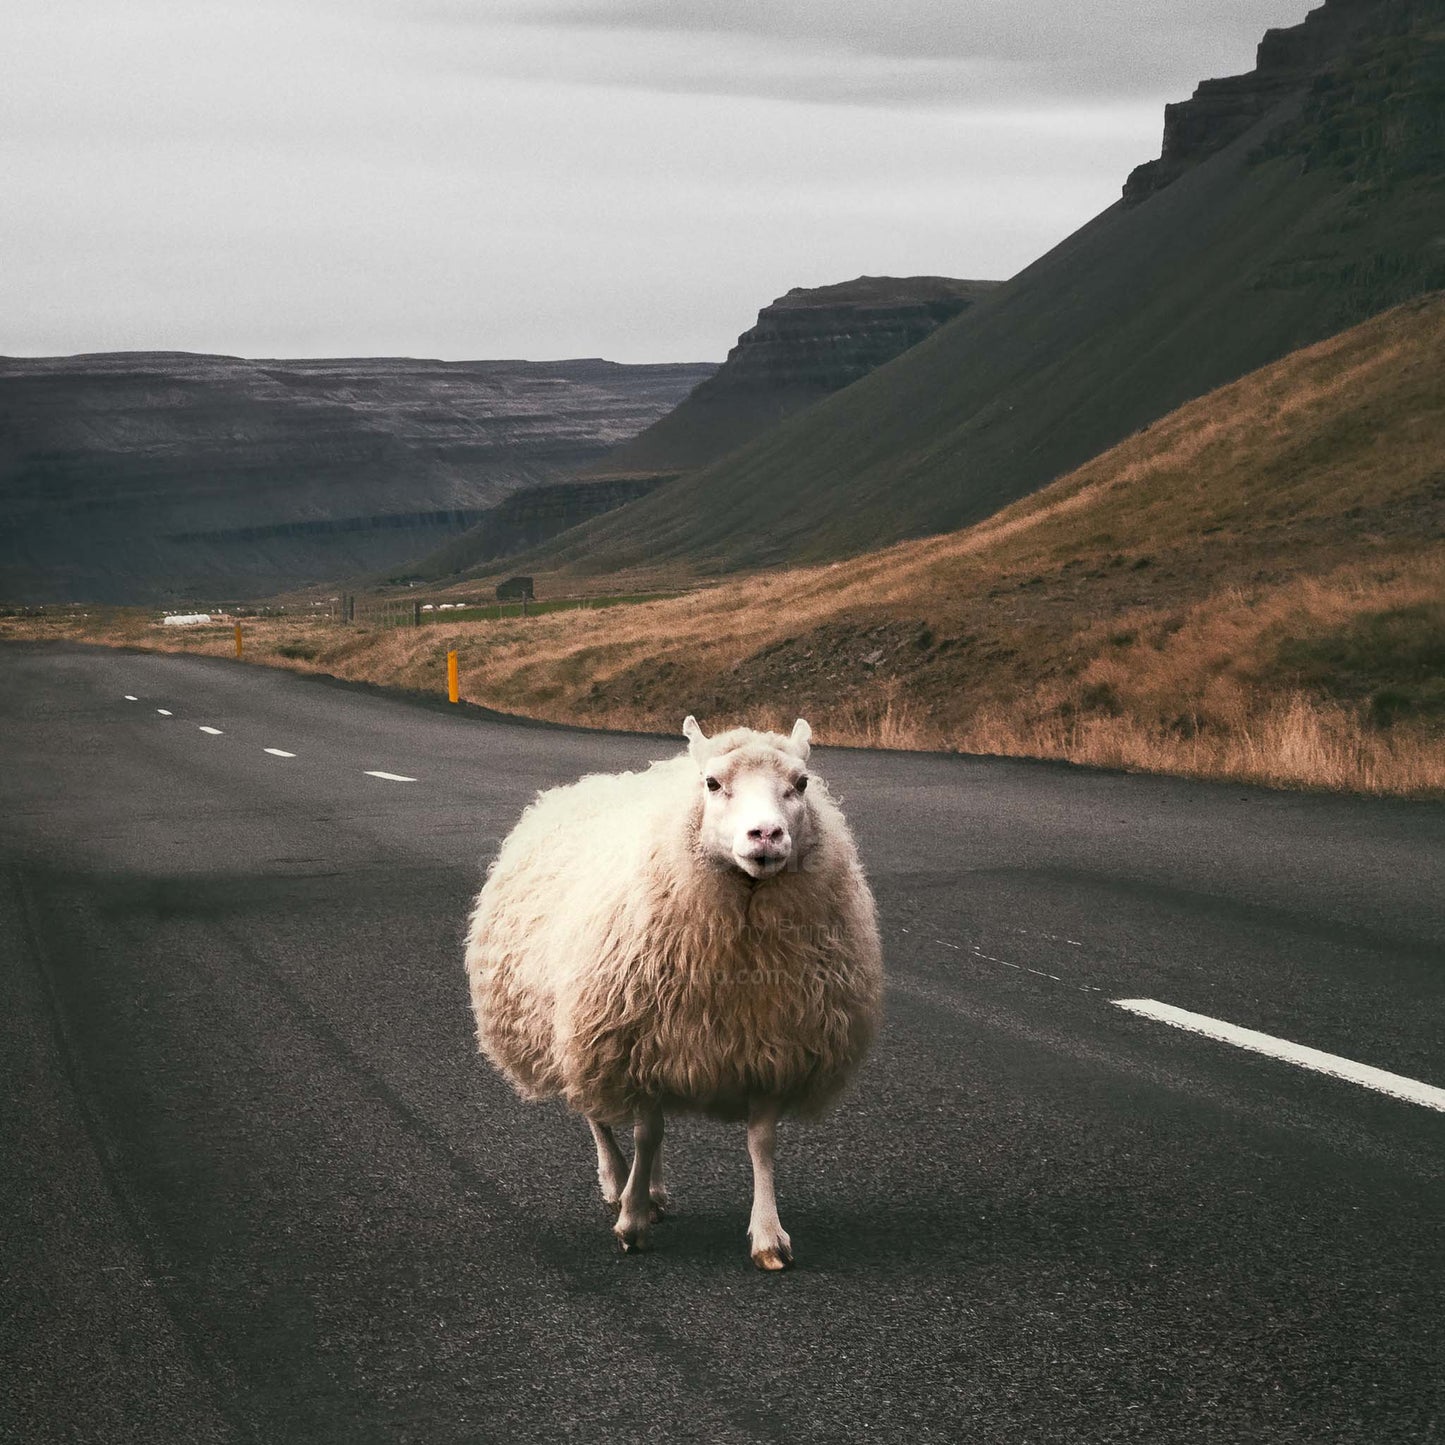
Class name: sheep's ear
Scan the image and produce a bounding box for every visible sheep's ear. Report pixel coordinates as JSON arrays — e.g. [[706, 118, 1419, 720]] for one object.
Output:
[[788, 718, 812, 760], [682, 714, 708, 763]]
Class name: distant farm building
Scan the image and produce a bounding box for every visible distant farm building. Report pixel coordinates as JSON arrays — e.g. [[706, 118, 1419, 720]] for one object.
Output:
[[496, 576, 535, 602]]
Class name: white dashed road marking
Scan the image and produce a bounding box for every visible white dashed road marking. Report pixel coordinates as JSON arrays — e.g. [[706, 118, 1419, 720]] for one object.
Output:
[[199, 726, 224, 735], [364, 771, 417, 783], [156, 709, 172, 716], [263, 748, 296, 758], [925, 933, 1075, 987], [1115, 998, 1445, 1112], [124, 694, 138, 701]]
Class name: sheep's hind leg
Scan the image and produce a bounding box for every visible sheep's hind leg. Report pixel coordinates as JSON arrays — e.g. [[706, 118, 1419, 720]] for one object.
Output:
[[588, 1118, 628, 1212], [746, 1097, 792, 1271], [614, 1103, 664, 1254], [649, 1136, 669, 1218]]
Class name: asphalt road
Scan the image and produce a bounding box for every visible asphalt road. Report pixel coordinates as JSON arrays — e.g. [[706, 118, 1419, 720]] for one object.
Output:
[[3, 642, 1442, 1444]]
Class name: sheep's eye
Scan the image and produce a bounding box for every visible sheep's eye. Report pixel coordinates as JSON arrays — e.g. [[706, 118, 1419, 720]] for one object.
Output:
[[705, 776, 722, 793], [794, 776, 808, 793]]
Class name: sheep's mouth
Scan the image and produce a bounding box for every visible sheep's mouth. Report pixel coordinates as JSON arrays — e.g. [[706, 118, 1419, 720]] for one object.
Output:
[[734, 851, 789, 879]]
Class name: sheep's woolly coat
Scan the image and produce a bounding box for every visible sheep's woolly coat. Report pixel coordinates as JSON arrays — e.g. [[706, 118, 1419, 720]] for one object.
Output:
[[466, 736, 882, 1124]]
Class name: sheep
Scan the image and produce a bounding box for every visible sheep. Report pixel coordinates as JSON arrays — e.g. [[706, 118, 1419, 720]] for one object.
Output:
[[465, 715, 883, 1269]]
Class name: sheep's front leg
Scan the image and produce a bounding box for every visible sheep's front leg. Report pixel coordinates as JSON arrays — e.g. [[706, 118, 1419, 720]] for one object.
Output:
[[588, 1118, 628, 1212], [649, 1136, 669, 1216], [614, 1102, 664, 1253], [747, 1097, 792, 1271]]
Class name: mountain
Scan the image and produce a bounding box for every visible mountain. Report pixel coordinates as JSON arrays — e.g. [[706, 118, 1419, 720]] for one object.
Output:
[[583, 276, 999, 479], [519, 0, 1444, 579], [402, 275, 997, 583], [0, 353, 713, 603]]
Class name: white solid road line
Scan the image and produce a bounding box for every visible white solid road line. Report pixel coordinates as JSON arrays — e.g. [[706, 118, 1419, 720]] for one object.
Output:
[[1115, 998, 1445, 1112], [199, 726, 224, 735], [156, 709, 172, 716], [364, 770, 417, 783], [263, 747, 296, 758]]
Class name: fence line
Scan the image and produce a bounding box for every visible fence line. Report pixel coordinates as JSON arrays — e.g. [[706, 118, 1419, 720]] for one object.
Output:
[[333, 589, 683, 629]]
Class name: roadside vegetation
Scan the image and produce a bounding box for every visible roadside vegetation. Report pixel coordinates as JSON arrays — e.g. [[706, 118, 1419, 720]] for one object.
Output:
[[6, 295, 1442, 798]]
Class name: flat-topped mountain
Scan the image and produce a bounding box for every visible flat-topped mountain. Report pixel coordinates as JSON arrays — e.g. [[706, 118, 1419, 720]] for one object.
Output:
[[518, 0, 1444, 580], [586, 275, 999, 479], [405, 276, 997, 582], [0, 352, 713, 602]]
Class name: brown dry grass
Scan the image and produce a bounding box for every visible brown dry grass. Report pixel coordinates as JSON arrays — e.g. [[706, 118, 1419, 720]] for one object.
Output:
[[7, 295, 1443, 797]]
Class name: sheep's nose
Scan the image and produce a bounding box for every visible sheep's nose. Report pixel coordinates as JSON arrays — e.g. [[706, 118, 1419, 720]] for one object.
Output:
[[748, 823, 786, 846]]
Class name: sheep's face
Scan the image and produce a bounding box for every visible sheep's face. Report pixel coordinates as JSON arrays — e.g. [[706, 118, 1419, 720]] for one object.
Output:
[[683, 716, 813, 880]]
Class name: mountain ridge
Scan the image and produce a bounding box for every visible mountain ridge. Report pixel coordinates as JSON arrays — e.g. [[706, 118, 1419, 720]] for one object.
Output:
[[0, 352, 713, 602]]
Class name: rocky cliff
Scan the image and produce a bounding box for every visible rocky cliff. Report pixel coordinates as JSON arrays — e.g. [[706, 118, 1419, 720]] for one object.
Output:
[[0, 353, 713, 602], [1123, 0, 1433, 202], [703, 275, 1000, 396], [584, 276, 999, 478]]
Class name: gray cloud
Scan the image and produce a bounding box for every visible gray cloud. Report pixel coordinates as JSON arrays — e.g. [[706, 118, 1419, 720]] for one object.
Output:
[[472, 0, 1315, 106], [0, 0, 1318, 363]]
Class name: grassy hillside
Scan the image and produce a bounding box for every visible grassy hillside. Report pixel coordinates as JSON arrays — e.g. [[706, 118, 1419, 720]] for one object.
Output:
[[513, 0, 1443, 581], [25, 294, 1444, 797]]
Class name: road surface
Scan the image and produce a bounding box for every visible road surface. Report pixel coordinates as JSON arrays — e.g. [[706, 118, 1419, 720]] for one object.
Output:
[[3, 643, 1442, 1443]]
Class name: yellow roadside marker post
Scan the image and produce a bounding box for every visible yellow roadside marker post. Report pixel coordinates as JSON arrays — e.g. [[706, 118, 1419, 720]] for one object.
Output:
[[234, 622, 243, 658], [447, 649, 459, 704]]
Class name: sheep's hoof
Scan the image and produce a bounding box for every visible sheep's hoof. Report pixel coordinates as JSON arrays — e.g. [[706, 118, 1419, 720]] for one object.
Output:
[[750, 1239, 793, 1272], [648, 1188, 670, 1222], [614, 1220, 653, 1254]]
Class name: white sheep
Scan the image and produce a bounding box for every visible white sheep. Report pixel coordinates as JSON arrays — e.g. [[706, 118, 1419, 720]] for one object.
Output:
[[465, 715, 882, 1268]]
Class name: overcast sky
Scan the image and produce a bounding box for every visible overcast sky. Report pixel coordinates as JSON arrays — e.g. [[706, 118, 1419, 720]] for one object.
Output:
[[1, 0, 1313, 363]]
